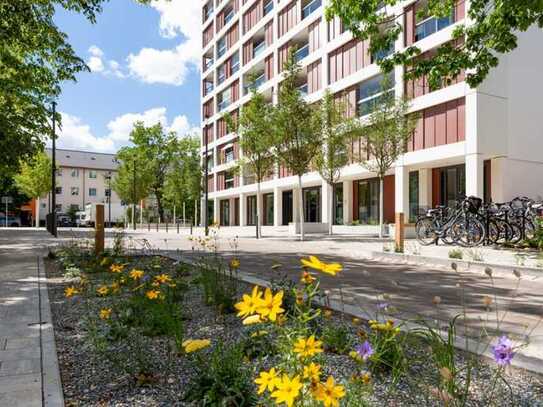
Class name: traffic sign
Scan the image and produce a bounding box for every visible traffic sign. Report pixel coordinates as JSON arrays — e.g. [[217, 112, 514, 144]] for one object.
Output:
[[1, 196, 13, 204]]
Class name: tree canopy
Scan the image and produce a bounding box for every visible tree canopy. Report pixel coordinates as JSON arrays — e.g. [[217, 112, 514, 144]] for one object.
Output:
[[13, 151, 53, 199], [326, 0, 543, 89]]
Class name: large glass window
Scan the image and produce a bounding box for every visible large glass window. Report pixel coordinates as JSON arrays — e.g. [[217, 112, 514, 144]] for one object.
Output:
[[263, 193, 274, 226], [89, 188, 97, 197], [333, 183, 343, 225], [302, 0, 322, 19], [247, 195, 257, 226], [217, 37, 226, 59], [303, 187, 321, 223], [220, 200, 230, 226], [409, 171, 419, 223], [231, 52, 240, 74], [224, 171, 234, 189], [357, 72, 395, 117], [415, 7, 455, 42], [439, 165, 465, 208], [357, 179, 380, 224]]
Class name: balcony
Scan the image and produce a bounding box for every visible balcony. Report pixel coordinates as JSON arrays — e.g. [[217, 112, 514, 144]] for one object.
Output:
[[302, 0, 321, 19], [224, 8, 235, 25], [218, 98, 231, 112], [204, 82, 214, 95], [264, 0, 273, 15], [294, 44, 309, 63], [204, 57, 214, 71], [415, 14, 454, 42], [217, 43, 227, 59], [244, 73, 265, 94], [298, 83, 308, 97], [253, 40, 266, 59]]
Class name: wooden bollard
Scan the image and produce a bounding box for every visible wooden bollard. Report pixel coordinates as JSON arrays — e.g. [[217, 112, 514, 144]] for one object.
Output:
[[95, 204, 105, 255]]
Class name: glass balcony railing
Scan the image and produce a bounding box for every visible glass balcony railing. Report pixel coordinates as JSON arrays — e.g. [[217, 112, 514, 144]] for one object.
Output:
[[204, 83, 214, 94], [415, 14, 454, 42], [204, 58, 214, 70], [264, 0, 273, 15], [253, 41, 266, 59], [224, 9, 234, 25], [218, 98, 231, 112], [217, 44, 227, 59], [244, 73, 265, 94], [298, 83, 308, 96], [372, 44, 394, 63], [302, 0, 322, 19], [294, 44, 309, 63]]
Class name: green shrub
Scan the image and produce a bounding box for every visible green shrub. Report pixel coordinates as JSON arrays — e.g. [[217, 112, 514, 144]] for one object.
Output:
[[322, 323, 353, 354], [196, 261, 238, 313], [184, 342, 257, 405], [448, 249, 463, 260]]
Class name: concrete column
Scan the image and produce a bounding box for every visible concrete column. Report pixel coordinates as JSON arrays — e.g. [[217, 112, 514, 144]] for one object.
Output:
[[200, 198, 206, 227], [213, 198, 219, 224], [394, 166, 409, 251], [273, 187, 282, 227], [465, 153, 484, 198], [293, 186, 301, 223], [343, 180, 353, 225], [418, 168, 432, 211], [490, 157, 506, 203], [239, 194, 247, 226], [321, 181, 332, 225]]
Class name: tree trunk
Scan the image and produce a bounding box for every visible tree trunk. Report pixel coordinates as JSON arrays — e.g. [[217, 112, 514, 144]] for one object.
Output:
[[379, 177, 384, 238], [328, 182, 333, 235], [35, 197, 40, 228], [298, 175, 305, 241], [155, 191, 164, 222], [132, 204, 135, 230], [256, 182, 262, 239], [194, 199, 198, 227]]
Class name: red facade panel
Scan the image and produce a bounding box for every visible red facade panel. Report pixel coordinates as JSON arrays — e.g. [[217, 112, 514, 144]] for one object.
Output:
[[265, 54, 274, 80], [383, 175, 395, 224], [226, 23, 239, 48], [328, 16, 344, 41], [243, 41, 254, 64], [243, 0, 263, 34], [203, 23, 214, 47], [231, 80, 239, 102], [307, 60, 322, 94], [203, 100, 214, 119], [278, 1, 298, 37], [265, 21, 274, 45], [328, 39, 369, 83]]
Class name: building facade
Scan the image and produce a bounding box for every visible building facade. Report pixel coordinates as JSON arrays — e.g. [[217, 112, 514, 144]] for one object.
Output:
[[37, 149, 121, 221], [200, 0, 543, 232]]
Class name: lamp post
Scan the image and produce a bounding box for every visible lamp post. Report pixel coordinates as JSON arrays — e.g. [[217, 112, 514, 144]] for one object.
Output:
[[204, 133, 209, 236], [132, 159, 136, 230], [105, 172, 112, 228], [51, 101, 57, 237]]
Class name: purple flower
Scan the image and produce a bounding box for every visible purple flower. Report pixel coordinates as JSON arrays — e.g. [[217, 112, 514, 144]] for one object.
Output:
[[492, 336, 515, 366], [377, 302, 389, 310], [355, 341, 374, 361]]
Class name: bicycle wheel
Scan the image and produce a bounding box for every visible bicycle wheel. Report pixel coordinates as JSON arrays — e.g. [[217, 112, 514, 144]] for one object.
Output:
[[508, 223, 522, 244], [524, 220, 536, 240], [487, 220, 501, 245], [457, 218, 486, 247], [494, 219, 512, 245], [416, 218, 437, 246]]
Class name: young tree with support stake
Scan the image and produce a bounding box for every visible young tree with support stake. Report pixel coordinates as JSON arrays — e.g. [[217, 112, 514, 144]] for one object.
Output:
[[224, 85, 275, 239], [314, 90, 353, 235], [14, 151, 53, 227], [351, 79, 418, 239], [272, 50, 322, 241]]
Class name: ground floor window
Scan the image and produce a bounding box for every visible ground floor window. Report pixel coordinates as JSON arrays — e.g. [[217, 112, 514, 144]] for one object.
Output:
[[263, 193, 274, 226], [233, 198, 240, 226], [409, 171, 419, 223], [303, 187, 321, 223], [333, 183, 343, 225], [220, 200, 230, 226], [247, 195, 257, 226], [207, 200, 214, 226], [282, 191, 293, 226], [439, 164, 465, 208], [357, 179, 380, 224]]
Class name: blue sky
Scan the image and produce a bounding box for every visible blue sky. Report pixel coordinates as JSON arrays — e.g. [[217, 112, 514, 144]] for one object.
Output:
[[53, 0, 201, 153]]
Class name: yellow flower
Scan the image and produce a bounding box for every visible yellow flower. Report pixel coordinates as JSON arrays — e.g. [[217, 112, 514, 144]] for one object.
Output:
[[242, 315, 262, 325], [96, 285, 109, 296], [109, 264, 124, 273], [301, 256, 343, 276], [295, 290, 304, 306], [301, 271, 316, 285], [182, 339, 211, 353], [303, 362, 321, 383], [293, 335, 323, 358], [250, 330, 269, 338], [361, 373, 371, 385], [313, 376, 346, 407], [271, 375, 303, 407], [352, 317, 361, 325], [146, 289, 161, 300], [323, 309, 333, 319], [235, 286, 263, 318], [254, 367, 281, 394], [154, 274, 171, 284], [64, 286, 79, 298], [256, 288, 285, 322], [349, 351, 363, 362], [99, 308, 112, 320], [369, 319, 399, 334], [110, 282, 120, 294], [129, 269, 144, 280], [230, 258, 240, 269]]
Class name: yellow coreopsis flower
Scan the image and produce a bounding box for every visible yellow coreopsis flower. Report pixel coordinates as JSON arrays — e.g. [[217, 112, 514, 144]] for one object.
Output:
[[293, 335, 323, 358], [313, 376, 346, 407], [300, 271, 316, 285], [99, 308, 112, 320], [109, 264, 124, 273], [235, 286, 262, 318], [256, 288, 285, 322], [182, 339, 211, 353], [301, 256, 343, 276], [303, 362, 321, 383], [146, 289, 161, 300], [230, 258, 240, 269], [129, 269, 144, 280], [110, 282, 120, 294], [254, 367, 281, 394], [154, 274, 171, 284], [242, 315, 262, 325], [64, 286, 79, 298], [271, 375, 303, 407], [96, 285, 109, 296]]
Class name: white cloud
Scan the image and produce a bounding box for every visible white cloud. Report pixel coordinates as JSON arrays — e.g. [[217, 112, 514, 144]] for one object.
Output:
[[127, 0, 201, 86], [86, 45, 126, 78], [53, 108, 199, 153]]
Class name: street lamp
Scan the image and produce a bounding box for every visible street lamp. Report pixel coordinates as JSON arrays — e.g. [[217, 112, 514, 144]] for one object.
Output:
[[51, 101, 57, 237], [105, 172, 112, 228], [204, 133, 209, 236]]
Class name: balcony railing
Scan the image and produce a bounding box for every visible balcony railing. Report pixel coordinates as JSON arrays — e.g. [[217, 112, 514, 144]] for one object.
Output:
[[204, 82, 214, 94], [218, 98, 231, 112], [244, 73, 265, 94], [217, 43, 227, 59], [302, 0, 322, 19], [204, 58, 214, 70], [264, 0, 273, 15], [294, 44, 309, 63], [224, 9, 234, 25], [253, 41, 266, 59], [298, 83, 308, 96], [415, 14, 454, 42]]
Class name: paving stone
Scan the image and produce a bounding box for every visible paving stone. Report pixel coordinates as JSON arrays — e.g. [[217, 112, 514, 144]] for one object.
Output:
[[0, 358, 41, 377]]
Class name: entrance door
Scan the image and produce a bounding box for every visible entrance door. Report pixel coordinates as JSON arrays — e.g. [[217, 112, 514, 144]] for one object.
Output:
[[220, 200, 230, 226], [263, 193, 274, 225], [303, 187, 321, 223], [439, 165, 466, 208], [246, 196, 257, 226], [333, 183, 343, 225], [282, 191, 293, 225]]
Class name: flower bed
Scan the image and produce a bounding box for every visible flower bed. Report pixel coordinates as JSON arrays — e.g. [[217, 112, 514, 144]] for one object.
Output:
[[46, 237, 543, 406]]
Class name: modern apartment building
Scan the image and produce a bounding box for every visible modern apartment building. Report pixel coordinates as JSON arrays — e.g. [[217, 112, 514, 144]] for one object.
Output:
[[200, 0, 543, 235], [36, 149, 122, 221]]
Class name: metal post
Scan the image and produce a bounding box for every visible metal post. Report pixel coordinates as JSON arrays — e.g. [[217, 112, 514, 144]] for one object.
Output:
[[132, 159, 136, 230], [205, 135, 209, 236], [107, 173, 112, 228], [51, 102, 57, 237]]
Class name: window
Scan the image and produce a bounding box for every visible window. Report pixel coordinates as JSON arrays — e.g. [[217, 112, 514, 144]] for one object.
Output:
[[415, 7, 455, 42], [204, 80, 214, 94], [224, 171, 235, 189], [71, 187, 79, 196], [333, 183, 344, 225], [409, 171, 419, 223], [89, 188, 97, 196], [55, 187, 62, 195], [224, 7, 234, 25], [206, 154, 214, 171], [357, 179, 380, 224], [439, 165, 465, 208], [231, 52, 240, 74], [71, 169, 79, 177], [218, 65, 226, 84], [264, 0, 273, 15], [357, 72, 395, 117], [247, 195, 257, 225], [253, 38, 266, 59], [217, 37, 226, 58], [220, 200, 230, 226], [263, 193, 274, 225], [371, 43, 394, 63], [218, 88, 232, 111], [224, 146, 234, 163], [89, 170, 97, 179], [302, 0, 322, 19], [294, 43, 309, 62]]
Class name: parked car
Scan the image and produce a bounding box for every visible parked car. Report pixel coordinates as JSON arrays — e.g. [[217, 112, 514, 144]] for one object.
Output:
[[56, 214, 73, 227], [0, 215, 21, 227]]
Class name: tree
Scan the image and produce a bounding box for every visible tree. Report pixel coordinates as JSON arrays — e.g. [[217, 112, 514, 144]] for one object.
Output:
[[0, 0, 152, 177], [163, 135, 201, 225], [13, 151, 53, 227], [326, 0, 543, 89], [350, 80, 418, 238], [272, 50, 322, 241], [314, 90, 353, 235], [224, 86, 275, 239]]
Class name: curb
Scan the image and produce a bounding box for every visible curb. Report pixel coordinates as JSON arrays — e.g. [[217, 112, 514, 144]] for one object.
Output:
[[38, 257, 65, 407]]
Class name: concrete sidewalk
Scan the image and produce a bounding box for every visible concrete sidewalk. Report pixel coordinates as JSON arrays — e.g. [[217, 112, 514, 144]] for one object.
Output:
[[0, 229, 63, 407]]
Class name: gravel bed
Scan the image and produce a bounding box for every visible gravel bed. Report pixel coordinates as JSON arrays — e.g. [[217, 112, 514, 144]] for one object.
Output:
[[46, 256, 543, 406]]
